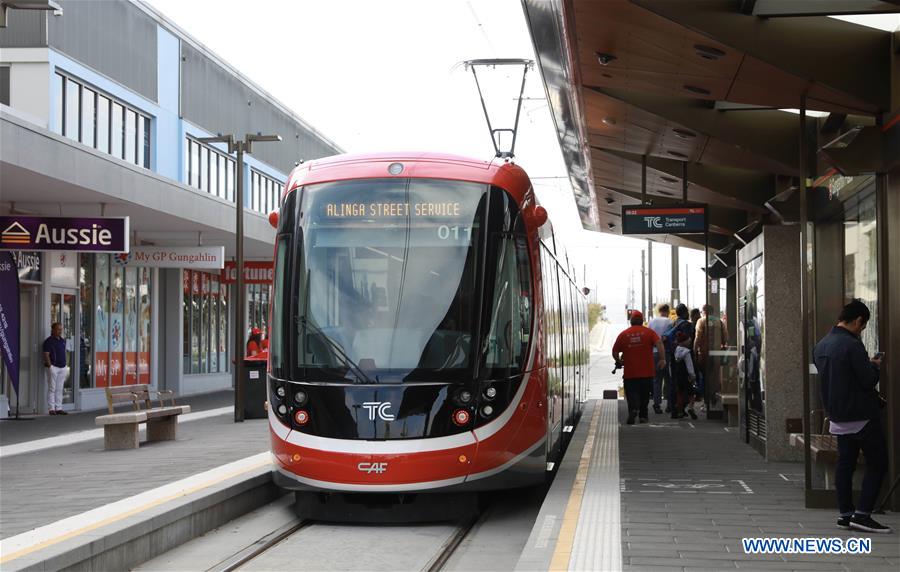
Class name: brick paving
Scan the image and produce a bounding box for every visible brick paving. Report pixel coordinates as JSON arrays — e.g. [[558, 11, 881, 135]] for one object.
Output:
[[618, 402, 899, 571], [0, 391, 270, 539]]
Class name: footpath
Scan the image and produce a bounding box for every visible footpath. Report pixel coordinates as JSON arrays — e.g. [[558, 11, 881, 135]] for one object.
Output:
[[0, 389, 274, 571]]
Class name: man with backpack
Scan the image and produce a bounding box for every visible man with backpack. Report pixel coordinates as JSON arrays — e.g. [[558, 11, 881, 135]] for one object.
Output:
[[662, 304, 695, 419]]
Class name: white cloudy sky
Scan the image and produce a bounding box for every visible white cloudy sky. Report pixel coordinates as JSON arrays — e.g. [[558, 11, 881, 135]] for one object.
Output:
[[142, 1, 898, 319]]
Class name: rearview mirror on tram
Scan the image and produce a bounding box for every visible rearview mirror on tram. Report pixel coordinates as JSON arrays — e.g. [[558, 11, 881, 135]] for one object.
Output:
[[530, 205, 549, 227]]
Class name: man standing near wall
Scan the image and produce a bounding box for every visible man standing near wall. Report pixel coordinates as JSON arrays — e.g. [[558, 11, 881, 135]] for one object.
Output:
[[813, 300, 890, 533], [42, 322, 69, 416], [613, 310, 667, 425]]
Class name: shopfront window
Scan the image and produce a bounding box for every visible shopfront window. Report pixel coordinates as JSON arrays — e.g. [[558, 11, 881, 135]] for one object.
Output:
[[183, 270, 228, 375], [79, 255, 93, 389], [88, 255, 153, 387], [248, 282, 270, 335], [139, 267, 152, 384], [842, 187, 878, 353], [124, 267, 138, 384], [95, 255, 110, 386]]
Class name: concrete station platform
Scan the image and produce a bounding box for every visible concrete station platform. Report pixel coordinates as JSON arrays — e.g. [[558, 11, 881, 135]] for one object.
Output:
[[518, 396, 899, 572], [2, 342, 898, 572], [0, 391, 279, 571]]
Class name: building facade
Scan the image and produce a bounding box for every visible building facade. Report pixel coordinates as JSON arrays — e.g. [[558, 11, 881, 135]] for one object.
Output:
[[0, 0, 342, 415]]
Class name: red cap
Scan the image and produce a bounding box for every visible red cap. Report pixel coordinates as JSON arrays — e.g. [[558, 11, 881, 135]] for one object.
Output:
[[251, 327, 261, 335], [630, 310, 643, 323]]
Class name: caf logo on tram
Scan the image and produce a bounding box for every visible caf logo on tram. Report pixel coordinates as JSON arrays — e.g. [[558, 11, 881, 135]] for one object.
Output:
[[266, 152, 590, 494]]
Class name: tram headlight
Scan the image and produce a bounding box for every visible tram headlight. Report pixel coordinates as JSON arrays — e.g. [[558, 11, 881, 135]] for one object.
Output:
[[481, 405, 494, 417], [457, 389, 473, 404], [275, 385, 286, 399], [484, 386, 497, 399], [452, 409, 471, 426], [277, 404, 287, 416], [294, 390, 308, 405]]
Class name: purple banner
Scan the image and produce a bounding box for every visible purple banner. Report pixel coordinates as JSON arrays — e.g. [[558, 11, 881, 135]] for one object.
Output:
[[0, 215, 129, 252], [0, 251, 20, 396]]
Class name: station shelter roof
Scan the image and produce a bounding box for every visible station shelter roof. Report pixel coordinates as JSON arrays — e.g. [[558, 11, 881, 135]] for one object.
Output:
[[522, 0, 900, 252]]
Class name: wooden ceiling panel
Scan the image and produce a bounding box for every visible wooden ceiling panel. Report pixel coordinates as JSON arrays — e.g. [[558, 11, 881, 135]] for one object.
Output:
[[573, 0, 742, 103], [584, 88, 705, 163], [728, 56, 876, 114], [590, 147, 766, 217]]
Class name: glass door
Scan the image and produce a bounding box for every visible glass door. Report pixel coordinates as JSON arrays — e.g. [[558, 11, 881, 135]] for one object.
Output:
[[50, 289, 78, 406]]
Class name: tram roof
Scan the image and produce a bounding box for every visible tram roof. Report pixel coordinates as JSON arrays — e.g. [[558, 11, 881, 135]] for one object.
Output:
[[285, 152, 535, 202]]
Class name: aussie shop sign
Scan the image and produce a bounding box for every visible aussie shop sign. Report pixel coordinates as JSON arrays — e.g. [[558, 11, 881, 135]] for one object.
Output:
[[0, 215, 129, 252]]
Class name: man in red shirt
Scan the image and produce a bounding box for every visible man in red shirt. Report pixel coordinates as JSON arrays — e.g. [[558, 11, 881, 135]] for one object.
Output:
[[613, 311, 667, 424]]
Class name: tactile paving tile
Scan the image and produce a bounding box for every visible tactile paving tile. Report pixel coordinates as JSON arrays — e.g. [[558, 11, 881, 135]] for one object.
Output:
[[569, 399, 622, 571]]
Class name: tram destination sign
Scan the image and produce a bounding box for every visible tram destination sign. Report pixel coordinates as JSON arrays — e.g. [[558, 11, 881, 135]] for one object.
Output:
[[0, 215, 129, 252], [621, 205, 707, 235]]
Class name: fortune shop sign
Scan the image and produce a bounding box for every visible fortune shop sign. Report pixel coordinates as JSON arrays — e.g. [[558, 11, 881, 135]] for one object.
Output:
[[0, 216, 129, 252], [220, 261, 274, 284]]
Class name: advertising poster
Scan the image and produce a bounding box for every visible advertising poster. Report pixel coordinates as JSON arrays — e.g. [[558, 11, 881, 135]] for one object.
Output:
[[110, 263, 124, 385], [0, 251, 20, 396], [139, 267, 151, 384], [95, 255, 109, 387], [124, 266, 137, 385]]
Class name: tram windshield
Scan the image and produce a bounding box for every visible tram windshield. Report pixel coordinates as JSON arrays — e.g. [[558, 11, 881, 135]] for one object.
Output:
[[273, 178, 532, 383]]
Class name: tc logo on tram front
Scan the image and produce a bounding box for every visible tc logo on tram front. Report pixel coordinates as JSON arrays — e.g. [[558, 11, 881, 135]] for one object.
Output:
[[362, 401, 395, 421]]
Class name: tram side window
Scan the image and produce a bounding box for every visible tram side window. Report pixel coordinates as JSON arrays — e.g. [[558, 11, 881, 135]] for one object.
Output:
[[483, 234, 532, 374], [270, 235, 290, 375]]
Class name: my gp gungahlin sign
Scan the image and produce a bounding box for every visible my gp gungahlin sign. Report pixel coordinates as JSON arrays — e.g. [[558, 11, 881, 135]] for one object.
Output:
[[0, 216, 129, 252], [621, 205, 707, 235]]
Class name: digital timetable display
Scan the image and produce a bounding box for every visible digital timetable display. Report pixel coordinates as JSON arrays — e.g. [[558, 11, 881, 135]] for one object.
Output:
[[324, 201, 463, 218], [621, 205, 707, 235]]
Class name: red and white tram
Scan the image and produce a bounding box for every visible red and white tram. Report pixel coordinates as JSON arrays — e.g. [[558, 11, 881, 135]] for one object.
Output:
[[267, 152, 588, 495]]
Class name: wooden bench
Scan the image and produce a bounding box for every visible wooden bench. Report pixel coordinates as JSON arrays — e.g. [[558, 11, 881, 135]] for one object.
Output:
[[789, 433, 865, 489], [94, 384, 190, 450], [719, 392, 738, 427]]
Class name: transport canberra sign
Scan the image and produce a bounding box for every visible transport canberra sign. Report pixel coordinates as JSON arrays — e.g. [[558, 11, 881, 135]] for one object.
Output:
[[0, 215, 129, 252], [621, 205, 707, 235], [115, 246, 225, 269]]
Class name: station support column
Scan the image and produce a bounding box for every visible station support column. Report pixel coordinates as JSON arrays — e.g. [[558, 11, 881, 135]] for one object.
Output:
[[877, 149, 900, 511], [670, 245, 679, 308], [647, 240, 653, 314]]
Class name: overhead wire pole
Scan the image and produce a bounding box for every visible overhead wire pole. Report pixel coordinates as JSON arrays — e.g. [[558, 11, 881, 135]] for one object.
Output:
[[463, 58, 533, 159], [647, 240, 653, 315], [198, 133, 281, 423]]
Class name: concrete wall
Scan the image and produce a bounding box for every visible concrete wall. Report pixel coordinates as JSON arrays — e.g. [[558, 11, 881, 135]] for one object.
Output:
[[0, 48, 50, 126], [760, 225, 803, 462]]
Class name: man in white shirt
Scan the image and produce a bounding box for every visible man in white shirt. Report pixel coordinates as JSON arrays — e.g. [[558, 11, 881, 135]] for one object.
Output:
[[647, 304, 672, 414]]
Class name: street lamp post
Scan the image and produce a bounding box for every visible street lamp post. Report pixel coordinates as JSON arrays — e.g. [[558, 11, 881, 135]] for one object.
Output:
[[198, 133, 281, 422]]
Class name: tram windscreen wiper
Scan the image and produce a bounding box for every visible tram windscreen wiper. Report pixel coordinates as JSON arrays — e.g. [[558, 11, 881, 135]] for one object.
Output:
[[296, 268, 374, 384], [296, 317, 374, 384]]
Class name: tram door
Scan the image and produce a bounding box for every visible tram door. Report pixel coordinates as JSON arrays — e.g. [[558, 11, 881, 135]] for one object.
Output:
[[50, 289, 78, 408]]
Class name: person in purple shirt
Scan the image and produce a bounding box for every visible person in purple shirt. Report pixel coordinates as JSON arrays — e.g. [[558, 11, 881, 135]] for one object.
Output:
[[42, 322, 69, 416]]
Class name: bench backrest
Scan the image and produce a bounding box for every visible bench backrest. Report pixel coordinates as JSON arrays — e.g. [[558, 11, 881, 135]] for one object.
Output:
[[105, 384, 152, 414]]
